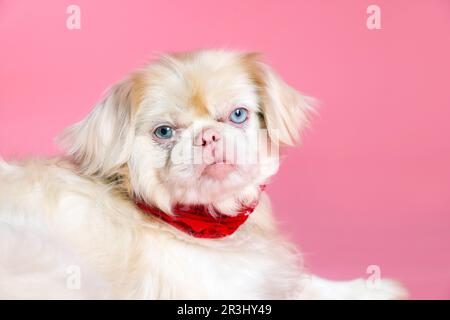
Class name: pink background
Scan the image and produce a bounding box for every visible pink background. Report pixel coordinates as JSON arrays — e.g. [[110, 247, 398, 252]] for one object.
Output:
[[1, 1, 449, 299]]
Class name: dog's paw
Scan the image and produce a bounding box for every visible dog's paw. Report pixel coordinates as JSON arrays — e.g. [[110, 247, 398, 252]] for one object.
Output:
[[356, 278, 409, 300], [296, 275, 409, 300]]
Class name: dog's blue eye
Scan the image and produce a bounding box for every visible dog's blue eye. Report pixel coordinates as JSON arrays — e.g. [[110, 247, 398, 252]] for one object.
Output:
[[229, 108, 248, 124], [154, 125, 173, 139]]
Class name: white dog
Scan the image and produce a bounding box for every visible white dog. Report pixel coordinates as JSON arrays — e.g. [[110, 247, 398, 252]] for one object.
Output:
[[0, 50, 407, 299]]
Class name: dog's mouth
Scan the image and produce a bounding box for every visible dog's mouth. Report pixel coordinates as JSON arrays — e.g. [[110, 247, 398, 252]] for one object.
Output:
[[200, 162, 237, 179]]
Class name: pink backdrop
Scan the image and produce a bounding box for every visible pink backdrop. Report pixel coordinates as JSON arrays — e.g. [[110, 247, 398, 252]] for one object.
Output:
[[1, 0, 449, 299]]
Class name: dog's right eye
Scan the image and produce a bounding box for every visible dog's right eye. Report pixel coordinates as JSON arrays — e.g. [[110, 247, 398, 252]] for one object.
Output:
[[229, 107, 248, 124], [154, 125, 174, 139]]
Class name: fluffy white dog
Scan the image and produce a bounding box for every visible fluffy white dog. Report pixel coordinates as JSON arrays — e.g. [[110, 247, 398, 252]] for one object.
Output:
[[0, 50, 407, 299]]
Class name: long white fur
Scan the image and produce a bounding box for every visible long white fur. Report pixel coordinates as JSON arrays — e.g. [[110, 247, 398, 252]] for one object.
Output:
[[0, 50, 407, 299]]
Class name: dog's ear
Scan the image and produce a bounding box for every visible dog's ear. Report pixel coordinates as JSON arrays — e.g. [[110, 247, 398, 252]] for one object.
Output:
[[244, 53, 315, 146], [58, 73, 146, 176]]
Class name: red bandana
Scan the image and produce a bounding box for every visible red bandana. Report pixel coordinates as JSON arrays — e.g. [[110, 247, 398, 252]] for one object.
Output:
[[136, 186, 265, 239]]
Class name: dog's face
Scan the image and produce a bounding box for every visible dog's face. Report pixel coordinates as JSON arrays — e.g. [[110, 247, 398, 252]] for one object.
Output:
[[60, 51, 313, 212]]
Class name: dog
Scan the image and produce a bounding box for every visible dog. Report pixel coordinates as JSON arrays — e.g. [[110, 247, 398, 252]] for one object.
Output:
[[0, 50, 407, 299]]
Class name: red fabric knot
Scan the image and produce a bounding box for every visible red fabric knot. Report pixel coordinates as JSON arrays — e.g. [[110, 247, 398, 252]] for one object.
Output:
[[135, 185, 265, 239]]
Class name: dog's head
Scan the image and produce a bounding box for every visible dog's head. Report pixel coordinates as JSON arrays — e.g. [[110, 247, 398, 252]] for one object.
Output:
[[59, 50, 314, 212]]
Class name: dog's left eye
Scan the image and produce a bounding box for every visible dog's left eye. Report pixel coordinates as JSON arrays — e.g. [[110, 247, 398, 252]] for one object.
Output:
[[154, 125, 174, 139], [229, 108, 248, 124]]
